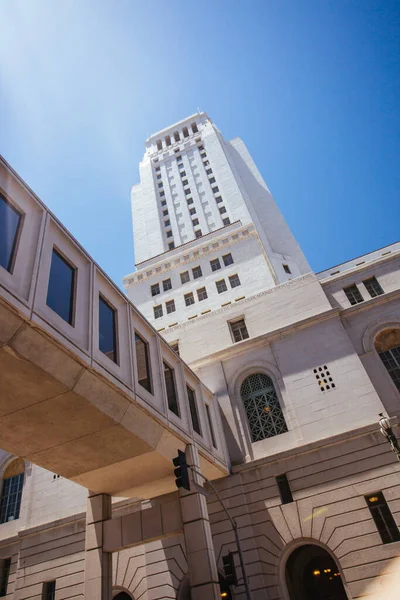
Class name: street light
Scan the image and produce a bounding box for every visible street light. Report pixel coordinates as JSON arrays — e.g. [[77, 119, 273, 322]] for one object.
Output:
[[379, 413, 400, 461]]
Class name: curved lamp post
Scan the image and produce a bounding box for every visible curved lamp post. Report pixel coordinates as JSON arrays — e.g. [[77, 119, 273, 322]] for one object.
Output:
[[379, 413, 400, 461]]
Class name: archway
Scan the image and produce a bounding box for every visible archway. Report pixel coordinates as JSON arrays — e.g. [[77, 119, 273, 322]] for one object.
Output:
[[374, 328, 400, 391], [113, 593, 133, 600], [285, 544, 348, 600]]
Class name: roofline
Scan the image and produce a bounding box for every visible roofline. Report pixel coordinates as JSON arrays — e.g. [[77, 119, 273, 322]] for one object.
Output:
[[146, 112, 211, 142], [316, 239, 400, 275]]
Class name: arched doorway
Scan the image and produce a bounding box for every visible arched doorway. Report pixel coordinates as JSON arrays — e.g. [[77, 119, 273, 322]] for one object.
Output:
[[113, 593, 132, 600], [286, 544, 348, 600]]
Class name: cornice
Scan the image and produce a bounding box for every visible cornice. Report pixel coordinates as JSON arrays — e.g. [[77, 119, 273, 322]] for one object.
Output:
[[319, 248, 400, 285]]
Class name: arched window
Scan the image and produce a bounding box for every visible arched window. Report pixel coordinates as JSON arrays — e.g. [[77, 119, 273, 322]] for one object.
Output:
[[375, 328, 400, 391], [0, 458, 25, 524], [240, 373, 287, 442]]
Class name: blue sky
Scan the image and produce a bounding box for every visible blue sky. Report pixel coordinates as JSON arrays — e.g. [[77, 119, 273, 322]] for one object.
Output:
[[1, 0, 399, 287]]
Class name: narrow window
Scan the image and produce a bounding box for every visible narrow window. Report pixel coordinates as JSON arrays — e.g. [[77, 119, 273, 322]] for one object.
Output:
[[134, 333, 152, 393], [161, 200, 167, 207], [212, 186, 219, 194], [203, 160, 210, 166], [206, 168, 212, 175], [197, 287, 208, 301], [187, 386, 202, 435], [160, 190, 165, 197], [210, 258, 221, 272], [165, 135, 171, 147], [216, 279, 227, 294], [157, 174, 162, 180], [180, 171, 186, 177], [187, 198, 194, 205], [99, 296, 117, 363], [0, 459, 25, 524], [155, 166, 160, 172], [42, 581, 56, 600], [46, 249, 76, 324], [158, 182, 163, 189], [241, 374, 287, 441], [163, 278, 172, 292], [230, 319, 249, 343], [164, 219, 170, 227], [162, 209, 168, 216], [176, 155, 182, 162], [200, 152, 207, 159], [191, 122, 198, 133], [283, 264, 291, 274], [174, 131, 180, 142], [189, 208, 196, 215], [182, 179, 188, 186], [166, 299, 176, 314], [276, 474, 293, 504], [0, 193, 22, 272], [153, 305, 163, 319], [366, 492, 400, 543], [181, 271, 190, 284], [229, 274, 241, 288], [185, 188, 191, 195], [192, 218, 199, 226], [164, 362, 179, 416], [363, 277, 384, 298], [192, 266, 202, 279], [166, 230, 173, 238], [198, 145, 204, 151], [156, 140, 162, 151], [151, 283, 160, 297], [185, 292, 195, 306], [223, 218, 231, 226], [195, 230, 202, 238], [223, 253, 234, 266], [344, 284, 364, 306], [219, 206, 227, 214], [0, 558, 11, 597], [215, 196, 223, 204], [170, 342, 179, 355], [206, 404, 217, 448], [182, 127, 189, 138], [168, 242, 175, 250], [209, 177, 216, 184]]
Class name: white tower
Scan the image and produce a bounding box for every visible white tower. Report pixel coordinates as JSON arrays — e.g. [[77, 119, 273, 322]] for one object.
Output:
[[124, 112, 311, 330]]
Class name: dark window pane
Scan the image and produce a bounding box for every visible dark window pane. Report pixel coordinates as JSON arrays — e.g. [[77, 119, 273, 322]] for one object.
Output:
[[0, 193, 22, 272], [230, 319, 249, 343], [222, 253, 233, 266], [206, 404, 217, 448], [135, 333, 152, 393], [366, 492, 400, 543], [164, 362, 179, 416], [276, 474, 293, 504], [43, 581, 56, 600], [364, 276, 384, 298], [187, 386, 201, 435], [0, 557, 11, 596], [344, 284, 364, 305], [46, 249, 75, 324], [99, 296, 117, 363], [379, 346, 400, 391], [0, 473, 24, 524]]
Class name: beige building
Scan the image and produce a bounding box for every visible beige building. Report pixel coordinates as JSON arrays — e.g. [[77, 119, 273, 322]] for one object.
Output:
[[0, 114, 399, 600]]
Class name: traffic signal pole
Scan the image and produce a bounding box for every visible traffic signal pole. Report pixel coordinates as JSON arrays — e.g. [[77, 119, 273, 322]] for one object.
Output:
[[189, 465, 253, 600]]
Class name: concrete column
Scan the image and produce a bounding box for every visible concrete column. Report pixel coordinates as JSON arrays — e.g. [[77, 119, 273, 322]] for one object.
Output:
[[84, 491, 112, 600], [180, 444, 220, 600]]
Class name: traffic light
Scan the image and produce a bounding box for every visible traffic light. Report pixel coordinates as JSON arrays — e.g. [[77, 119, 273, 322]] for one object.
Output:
[[172, 450, 190, 491], [222, 552, 237, 586]]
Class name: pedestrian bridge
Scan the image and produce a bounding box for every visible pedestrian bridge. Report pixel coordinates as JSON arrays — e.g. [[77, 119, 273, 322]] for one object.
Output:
[[0, 155, 228, 498]]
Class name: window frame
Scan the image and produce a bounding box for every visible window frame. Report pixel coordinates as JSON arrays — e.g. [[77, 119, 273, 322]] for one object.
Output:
[[184, 292, 195, 306], [0, 191, 23, 274], [205, 404, 217, 448], [192, 266, 202, 279], [343, 284, 364, 306], [197, 287, 208, 302], [166, 299, 176, 314], [365, 492, 400, 543], [134, 332, 153, 394], [222, 253, 234, 266], [163, 361, 180, 417], [46, 247, 77, 326], [151, 283, 160, 297], [216, 279, 227, 294], [210, 258, 221, 272], [187, 385, 202, 436], [180, 271, 190, 284], [363, 276, 384, 298], [98, 294, 118, 364], [163, 278, 172, 292], [153, 304, 163, 319], [229, 318, 249, 343]]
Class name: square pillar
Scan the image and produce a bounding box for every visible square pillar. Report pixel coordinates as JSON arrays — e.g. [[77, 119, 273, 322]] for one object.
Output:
[[84, 491, 112, 600], [180, 445, 220, 600]]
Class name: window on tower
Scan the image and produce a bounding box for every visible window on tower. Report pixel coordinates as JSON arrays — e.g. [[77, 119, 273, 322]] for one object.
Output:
[[223, 218, 231, 226], [189, 207, 196, 215], [185, 188, 191, 195], [216, 279, 227, 294], [283, 264, 291, 274], [166, 230, 173, 238], [210, 258, 221, 272], [200, 152, 207, 159], [174, 131, 180, 142], [197, 287, 208, 301], [164, 219, 170, 227], [182, 179, 188, 186], [165, 135, 171, 146], [219, 206, 227, 214], [184, 292, 195, 306], [166, 300, 176, 314], [180, 171, 186, 177], [168, 242, 175, 250], [192, 266, 202, 279], [163, 278, 172, 292], [163, 209, 168, 216], [229, 274, 241, 288], [212, 186, 219, 194], [229, 319, 249, 343], [151, 283, 160, 297], [206, 168, 212, 175], [209, 177, 216, 184], [344, 284, 364, 306], [215, 196, 223, 203], [180, 271, 190, 284], [154, 305, 163, 319], [187, 197, 194, 205], [195, 230, 202, 238], [192, 218, 199, 226], [191, 122, 198, 133], [182, 126, 189, 138], [363, 276, 384, 298], [156, 140, 162, 151], [222, 253, 234, 266]]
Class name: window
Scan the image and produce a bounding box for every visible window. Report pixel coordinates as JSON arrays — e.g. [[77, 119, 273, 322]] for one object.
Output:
[[184, 292, 195, 306], [191, 123, 198, 134], [187, 197, 194, 205], [168, 242, 175, 250], [181, 271, 190, 284], [189, 208, 196, 216], [46, 249, 76, 325], [222, 253, 234, 266], [187, 386, 202, 435], [0, 558, 11, 597], [162, 209, 168, 216], [42, 581, 56, 600], [99, 296, 117, 363], [366, 492, 400, 543], [166, 230, 173, 238], [164, 219, 170, 227], [210, 258, 221, 272], [165, 135, 171, 147], [192, 218, 199, 226], [212, 186, 219, 194], [163, 278, 172, 292], [283, 264, 291, 274], [135, 333, 152, 393], [0, 193, 22, 273], [241, 373, 288, 442], [229, 274, 241, 288], [219, 206, 227, 214], [206, 404, 217, 448], [176, 155, 182, 162], [174, 131, 180, 142], [195, 230, 202, 238], [184, 188, 191, 195], [151, 283, 160, 297], [154, 304, 163, 319], [157, 174, 162, 180], [215, 196, 223, 204], [344, 284, 364, 305], [156, 140, 162, 151], [223, 218, 231, 226], [180, 171, 186, 177], [206, 168, 212, 175], [198, 145, 204, 151], [216, 279, 227, 294], [375, 329, 400, 391], [155, 166, 160, 172], [364, 277, 384, 298], [197, 287, 208, 301], [182, 179, 188, 186], [164, 362, 179, 416], [161, 199, 167, 206], [192, 266, 202, 279], [203, 160, 210, 166], [230, 319, 249, 343], [160, 190, 165, 197], [166, 299, 176, 314], [0, 459, 25, 524], [158, 182, 163, 189], [200, 152, 207, 159], [182, 127, 189, 138], [276, 474, 293, 504]]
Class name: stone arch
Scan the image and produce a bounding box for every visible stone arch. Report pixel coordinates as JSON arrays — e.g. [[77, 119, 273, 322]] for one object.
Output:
[[230, 360, 283, 400], [362, 318, 400, 354], [113, 592, 134, 600]]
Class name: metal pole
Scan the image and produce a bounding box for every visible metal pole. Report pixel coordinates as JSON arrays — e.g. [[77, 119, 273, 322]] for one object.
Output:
[[189, 465, 253, 600]]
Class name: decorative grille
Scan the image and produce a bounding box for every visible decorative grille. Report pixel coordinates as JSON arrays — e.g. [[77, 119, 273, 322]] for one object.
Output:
[[240, 373, 288, 442]]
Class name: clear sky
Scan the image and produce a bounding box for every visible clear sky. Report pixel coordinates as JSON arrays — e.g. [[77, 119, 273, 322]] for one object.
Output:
[[1, 0, 399, 288]]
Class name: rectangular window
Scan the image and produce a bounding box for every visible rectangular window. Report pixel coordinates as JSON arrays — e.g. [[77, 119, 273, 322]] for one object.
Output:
[[160, 191, 165, 197], [154, 304, 163, 319], [189, 207, 196, 215], [200, 152, 206, 159], [161, 199, 167, 207], [209, 177, 216, 184], [223, 218, 231, 226], [135, 333, 152, 393], [164, 219, 170, 227], [363, 276, 384, 298], [46, 249, 76, 325], [344, 284, 364, 306], [164, 362, 179, 416], [197, 287, 208, 301], [203, 160, 210, 166], [276, 474, 293, 504], [192, 123, 199, 133], [215, 196, 223, 204], [42, 581, 56, 600], [366, 492, 400, 544], [0, 473, 23, 524], [206, 168, 212, 175], [158, 182, 163, 189], [151, 283, 160, 297], [198, 145, 204, 150], [182, 179, 188, 186], [166, 230, 173, 238], [223, 253, 234, 266], [176, 155, 182, 162], [163, 278, 172, 292], [187, 386, 202, 435], [229, 274, 241, 288], [185, 292, 195, 306], [170, 342, 179, 355], [219, 206, 227, 214], [185, 188, 191, 195], [157, 174, 162, 180], [180, 171, 186, 177], [206, 404, 217, 448], [230, 319, 249, 343], [216, 279, 227, 294], [187, 197, 194, 205], [0, 558, 11, 597], [192, 218, 199, 226], [99, 296, 118, 363], [192, 266, 202, 279], [0, 193, 22, 273], [195, 230, 202, 238], [212, 187, 219, 194], [210, 258, 221, 272], [166, 299, 176, 314], [162, 209, 168, 216], [181, 271, 190, 284], [283, 264, 291, 274], [155, 166, 160, 172], [168, 242, 175, 250]]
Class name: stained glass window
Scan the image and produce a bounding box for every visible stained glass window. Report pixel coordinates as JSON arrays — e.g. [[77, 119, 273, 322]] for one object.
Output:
[[240, 373, 287, 442]]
